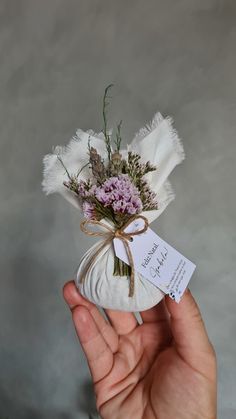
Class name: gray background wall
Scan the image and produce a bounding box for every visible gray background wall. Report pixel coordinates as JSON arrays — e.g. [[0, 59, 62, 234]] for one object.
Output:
[[0, 0, 235, 418]]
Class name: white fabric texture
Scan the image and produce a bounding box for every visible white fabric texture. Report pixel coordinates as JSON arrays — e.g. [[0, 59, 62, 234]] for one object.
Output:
[[42, 112, 185, 311]]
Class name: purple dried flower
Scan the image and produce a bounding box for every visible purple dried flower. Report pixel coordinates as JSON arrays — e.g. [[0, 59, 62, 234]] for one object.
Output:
[[77, 180, 96, 198], [82, 201, 96, 220], [77, 181, 87, 197], [94, 174, 143, 215]]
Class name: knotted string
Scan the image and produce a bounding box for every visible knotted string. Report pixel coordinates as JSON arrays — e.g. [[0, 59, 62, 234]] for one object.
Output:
[[79, 214, 149, 297]]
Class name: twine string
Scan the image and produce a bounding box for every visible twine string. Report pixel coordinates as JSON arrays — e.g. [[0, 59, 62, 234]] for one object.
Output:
[[79, 214, 149, 297]]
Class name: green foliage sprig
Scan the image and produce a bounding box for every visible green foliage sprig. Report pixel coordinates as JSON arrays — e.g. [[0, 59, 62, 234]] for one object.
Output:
[[114, 119, 123, 152], [124, 151, 157, 185], [102, 83, 114, 163]]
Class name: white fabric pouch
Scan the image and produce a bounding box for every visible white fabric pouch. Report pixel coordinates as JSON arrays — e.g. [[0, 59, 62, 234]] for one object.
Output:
[[42, 112, 185, 312]]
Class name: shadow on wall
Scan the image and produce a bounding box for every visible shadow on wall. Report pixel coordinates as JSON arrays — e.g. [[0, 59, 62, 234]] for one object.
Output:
[[78, 379, 98, 417], [0, 195, 99, 419], [0, 385, 70, 419], [0, 380, 99, 419]]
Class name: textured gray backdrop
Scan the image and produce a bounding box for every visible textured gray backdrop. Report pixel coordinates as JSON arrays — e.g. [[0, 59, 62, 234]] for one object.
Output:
[[0, 0, 235, 418]]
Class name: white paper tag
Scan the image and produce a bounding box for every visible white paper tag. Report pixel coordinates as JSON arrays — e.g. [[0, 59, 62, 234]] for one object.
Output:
[[113, 218, 196, 303]]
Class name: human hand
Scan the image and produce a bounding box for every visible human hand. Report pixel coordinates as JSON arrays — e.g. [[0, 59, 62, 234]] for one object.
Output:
[[63, 282, 217, 419]]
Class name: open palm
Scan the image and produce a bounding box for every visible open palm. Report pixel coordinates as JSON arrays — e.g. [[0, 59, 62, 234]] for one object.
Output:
[[63, 282, 216, 419]]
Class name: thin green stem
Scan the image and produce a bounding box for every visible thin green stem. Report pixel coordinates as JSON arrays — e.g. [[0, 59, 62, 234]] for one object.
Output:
[[77, 162, 89, 178], [114, 120, 122, 151], [57, 155, 72, 180], [102, 84, 114, 163]]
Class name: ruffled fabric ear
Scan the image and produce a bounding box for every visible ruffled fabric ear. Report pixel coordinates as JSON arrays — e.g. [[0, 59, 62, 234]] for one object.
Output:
[[128, 112, 185, 223], [42, 129, 110, 209]]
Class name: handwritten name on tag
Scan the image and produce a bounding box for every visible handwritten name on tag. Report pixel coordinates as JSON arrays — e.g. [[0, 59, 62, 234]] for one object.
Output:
[[113, 218, 196, 303]]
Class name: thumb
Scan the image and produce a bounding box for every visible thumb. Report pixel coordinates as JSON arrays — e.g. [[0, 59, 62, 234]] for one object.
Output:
[[165, 289, 216, 376]]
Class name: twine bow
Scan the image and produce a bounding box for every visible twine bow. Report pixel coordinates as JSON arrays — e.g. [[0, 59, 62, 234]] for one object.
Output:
[[79, 214, 149, 297]]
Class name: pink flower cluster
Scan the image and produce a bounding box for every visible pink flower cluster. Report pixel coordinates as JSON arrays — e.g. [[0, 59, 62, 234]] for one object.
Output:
[[82, 201, 96, 220], [95, 174, 143, 214], [78, 174, 143, 219]]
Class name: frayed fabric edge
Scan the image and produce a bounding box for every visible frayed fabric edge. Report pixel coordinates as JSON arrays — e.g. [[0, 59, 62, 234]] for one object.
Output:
[[161, 180, 175, 209], [133, 111, 164, 143], [42, 127, 106, 195], [165, 116, 185, 164], [133, 111, 185, 165]]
